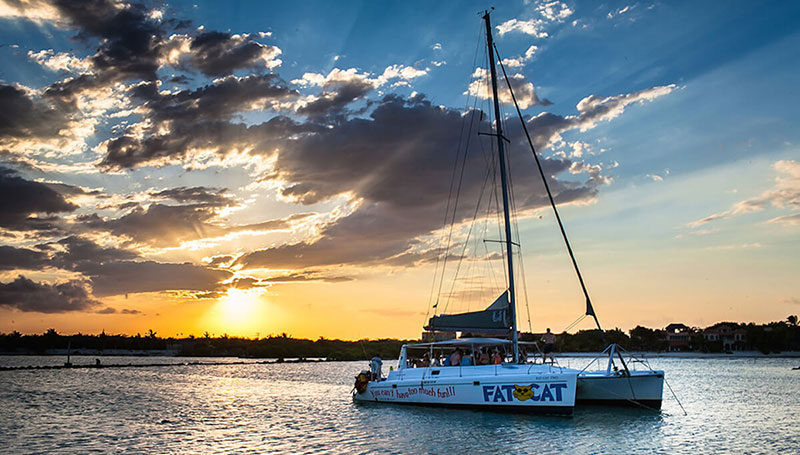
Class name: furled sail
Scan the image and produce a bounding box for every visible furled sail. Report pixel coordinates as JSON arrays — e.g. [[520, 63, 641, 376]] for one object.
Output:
[[425, 292, 510, 333]]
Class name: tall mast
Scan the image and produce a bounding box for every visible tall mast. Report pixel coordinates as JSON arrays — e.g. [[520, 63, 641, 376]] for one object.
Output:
[[483, 10, 518, 363]]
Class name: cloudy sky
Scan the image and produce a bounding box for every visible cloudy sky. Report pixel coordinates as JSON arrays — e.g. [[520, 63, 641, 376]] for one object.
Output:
[[0, 0, 798, 339]]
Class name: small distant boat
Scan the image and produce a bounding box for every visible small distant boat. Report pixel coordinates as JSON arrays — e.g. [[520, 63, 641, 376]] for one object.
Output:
[[353, 10, 663, 414]]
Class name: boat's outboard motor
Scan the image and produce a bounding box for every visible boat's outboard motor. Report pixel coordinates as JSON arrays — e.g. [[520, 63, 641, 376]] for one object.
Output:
[[354, 370, 370, 394]]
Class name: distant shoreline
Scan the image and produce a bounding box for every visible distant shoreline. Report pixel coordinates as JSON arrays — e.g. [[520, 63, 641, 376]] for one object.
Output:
[[2, 350, 800, 359]]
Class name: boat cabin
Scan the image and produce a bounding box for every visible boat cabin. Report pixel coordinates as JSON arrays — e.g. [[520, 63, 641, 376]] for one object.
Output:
[[398, 337, 541, 369]]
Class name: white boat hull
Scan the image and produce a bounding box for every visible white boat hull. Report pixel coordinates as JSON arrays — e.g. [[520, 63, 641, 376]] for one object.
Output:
[[577, 371, 664, 409], [354, 364, 577, 414]]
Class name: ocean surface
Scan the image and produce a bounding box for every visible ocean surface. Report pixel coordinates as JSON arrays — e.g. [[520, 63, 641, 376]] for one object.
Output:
[[1, 355, 798, 454]]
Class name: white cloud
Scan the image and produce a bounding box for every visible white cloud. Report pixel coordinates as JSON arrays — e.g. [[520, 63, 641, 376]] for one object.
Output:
[[432, 43, 442, 51], [568, 141, 590, 158], [574, 84, 677, 131], [28, 49, 93, 74], [608, 4, 635, 19], [0, 0, 61, 23], [496, 18, 549, 38], [292, 64, 428, 89], [378, 64, 428, 84], [537, 1, 573, 21], [161, 33, 282, 72], [768, 214, 800, 226], [496, 1, 572, 37], [689, 160, 800, 228], [501, 45, 538, 68], [467, 68, 550, 109]]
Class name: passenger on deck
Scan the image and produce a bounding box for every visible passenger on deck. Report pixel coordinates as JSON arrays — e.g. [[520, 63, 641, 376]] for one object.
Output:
[[420, 352, 431, 367], [541, 328, 556, 364], [461, 351, 473, 366], [370, 354, 383, 380], [492, 350, 502, 365], [478, 348, 491, 365], [447, 348, 462, 366]]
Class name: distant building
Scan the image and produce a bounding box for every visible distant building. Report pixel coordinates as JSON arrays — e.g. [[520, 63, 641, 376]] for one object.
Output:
[[703, 324, 747, 351], [664, 323, 693, 352]]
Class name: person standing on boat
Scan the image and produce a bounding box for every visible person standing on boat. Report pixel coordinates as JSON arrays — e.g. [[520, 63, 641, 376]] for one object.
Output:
[[370, 354, 383, 380], [492, 349, 502, 365], [478, 348, 491, 365], [446, 348, 462, 366], [541, 329, 556, 364]]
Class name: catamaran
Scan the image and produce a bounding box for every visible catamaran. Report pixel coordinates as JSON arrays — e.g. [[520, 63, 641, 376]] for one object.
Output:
[[353, 10, 664, 414]]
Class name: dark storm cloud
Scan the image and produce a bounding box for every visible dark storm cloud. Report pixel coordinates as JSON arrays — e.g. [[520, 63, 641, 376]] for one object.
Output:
[[150, 186, 230, 206], [77, 260, 231, 297], [95, 307, 142, 314], [168, 74, 191, 84], [0, 245, 49, 270], [53, 0, 163, 82], [0, 84, 72, 138], [101, 76, 300, 169], [233, 212, 315, 233], [0, 275, 101, 313], [0, 234, 232, 298], [296, 79, 375, 119], [44, 181, 103, 197], [130, 74, 296, 123], [99, 115, 317, 169], [0, 166, 77, 231], [188, 31, 281, 77], [12, 1, 283, 113], [206, 255, 234, 267], [262, 271, 354, 283], [236, 95, 593, 269], [53, 235, 138, 265], [82, 203, 222, 246], [81, 202, 313, 247], [0, 235, 232, 298]]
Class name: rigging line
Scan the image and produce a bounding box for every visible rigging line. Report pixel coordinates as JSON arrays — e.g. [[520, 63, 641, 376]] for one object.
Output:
[[483, 162, 503, 294], [483, 69, 507, 292], [517, 248, 534, 333], [442, 162, 494, 314], [492, 146, 507, 289], [425, 107, 466, 321], [426, 23, 485, 323], [563, 314, 587, 334], [664, 375, 688, 416], [494, 43, 605, 339], [434, 24, 487, 316], [497, 100, 530, 334], [435, 103, 477, 313], [426, 112, 468, 318], [439, 35, 494, 312]]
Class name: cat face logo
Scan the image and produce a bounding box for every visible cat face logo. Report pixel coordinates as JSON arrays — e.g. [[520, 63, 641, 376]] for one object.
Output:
[[512, 384, 535, 401]]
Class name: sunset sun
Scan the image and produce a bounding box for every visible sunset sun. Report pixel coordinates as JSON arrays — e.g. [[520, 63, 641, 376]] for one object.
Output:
[[209, 288, 270, 335]]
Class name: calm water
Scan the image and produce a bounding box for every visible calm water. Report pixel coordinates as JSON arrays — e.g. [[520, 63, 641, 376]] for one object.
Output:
[[0, 356, 798, 454]]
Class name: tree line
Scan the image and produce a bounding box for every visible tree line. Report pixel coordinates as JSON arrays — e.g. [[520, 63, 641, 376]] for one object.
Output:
[[1, 316, 798, 359]]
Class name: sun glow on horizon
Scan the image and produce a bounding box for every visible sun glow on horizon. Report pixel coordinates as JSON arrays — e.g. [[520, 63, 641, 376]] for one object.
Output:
[[202, 287, 276, 336]]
